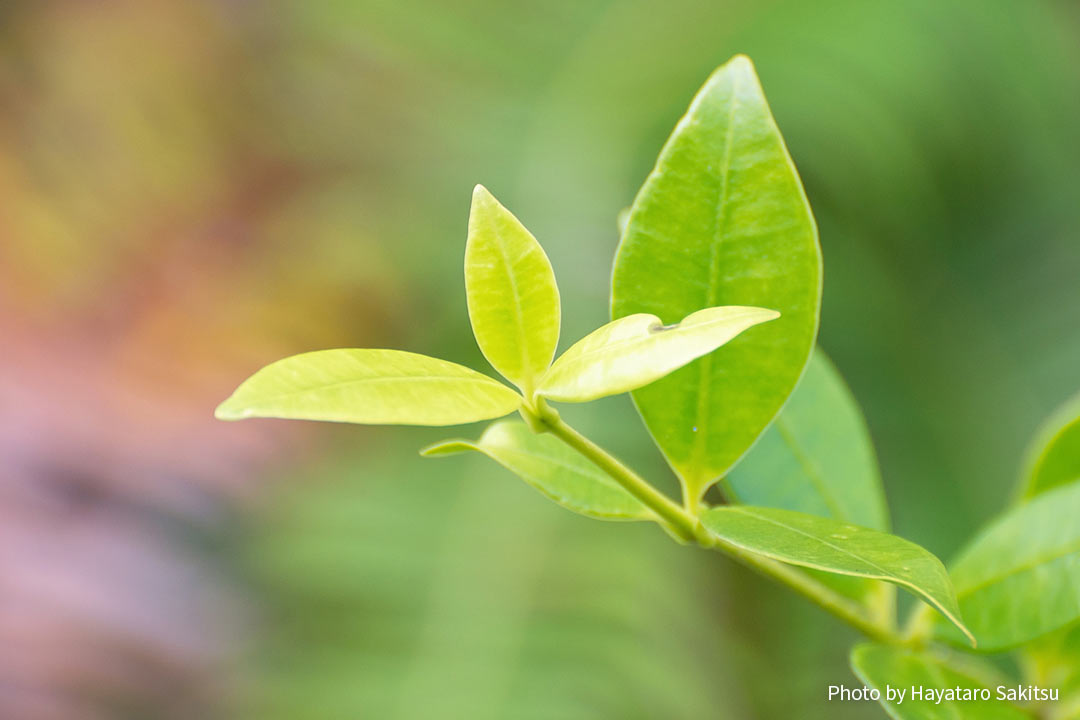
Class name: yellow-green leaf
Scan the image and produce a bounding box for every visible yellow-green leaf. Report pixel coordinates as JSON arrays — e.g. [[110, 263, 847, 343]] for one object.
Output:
[[1019, 391, 1080, 500], [466, 184, 560, 392], [536, 306, 778, 403], [422, 420, 653, 521], [935, 480, 1080, 651], [610, 54, 822, 504], [215, 349, 521, 426], [701, 506, 973, 645]]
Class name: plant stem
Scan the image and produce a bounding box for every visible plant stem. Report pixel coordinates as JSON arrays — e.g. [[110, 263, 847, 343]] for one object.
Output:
[[902, 602, 934, 644], [702, 535, 903, 645], [529, 401, 903, 644], [533, 402, 697, 542]]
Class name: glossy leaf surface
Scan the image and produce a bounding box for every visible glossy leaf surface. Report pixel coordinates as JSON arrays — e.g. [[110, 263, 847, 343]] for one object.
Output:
[[1019, 391, 1080, 500], [216, 349, 521, 426], [701, 506, 972, 644], [851, 644, 1031, 719], [465, 185, 560, 392], [422, 420, 653, 521], [610, 55, 822, 503], [725, 348, 889, 531], [936, 480, 1080, 651], [536, 306, 778, 403]]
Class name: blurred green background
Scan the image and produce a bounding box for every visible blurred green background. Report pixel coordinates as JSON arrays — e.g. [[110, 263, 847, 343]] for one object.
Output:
[[1, 1, 1078, 718]]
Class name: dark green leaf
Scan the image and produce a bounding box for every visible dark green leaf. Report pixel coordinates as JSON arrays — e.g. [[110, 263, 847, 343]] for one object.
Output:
[[725, 349, 892, 614], [1019, 391, 1080, 500], [701, 506, 972, 644], [725, 348, 889, 531], [935, 480, 1080, 651]]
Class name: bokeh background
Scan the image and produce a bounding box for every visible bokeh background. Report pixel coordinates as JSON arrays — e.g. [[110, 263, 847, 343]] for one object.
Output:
[[2, 0, 1079, 718]]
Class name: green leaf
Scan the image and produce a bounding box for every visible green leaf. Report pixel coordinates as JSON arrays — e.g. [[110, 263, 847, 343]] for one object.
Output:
[[850, 644, 1032, 719], [421, 420, 653, 521], [934, 480, 1080, 651], [536, 306, 778, 403], [610, 54, 822, 503], [215, 349, 521, 426], [1022, 624, 1080, 703], [1022, 625, 1080, 720], [466, 184, 561, 392], [724, 349, 892, 617], [701, 506, 973, 644], [725, 348, 889, 531], [1019, 391, 1080, 500]]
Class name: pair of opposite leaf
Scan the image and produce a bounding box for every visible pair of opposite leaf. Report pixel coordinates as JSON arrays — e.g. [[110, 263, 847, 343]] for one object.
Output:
[[215, 197, 975, 649], [215, 184, 777, 441], [217, 56, 978, 648]]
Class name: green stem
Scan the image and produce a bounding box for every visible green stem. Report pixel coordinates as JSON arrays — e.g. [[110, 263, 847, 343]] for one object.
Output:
[[529, 400, 902, 645], [702, 534, 903, 645], [903, 602, 935, 644], [533, 402, 697, 543]]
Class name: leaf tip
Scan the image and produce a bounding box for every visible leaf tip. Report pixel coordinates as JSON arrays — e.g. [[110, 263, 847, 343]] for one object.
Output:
[[214, 397, 245, 421], [471, 183, 494, 205], [419, 440, 474, 458], [940, 609, 977, 649], [726, 53, 754, 71], [701, 55, 763, 105]]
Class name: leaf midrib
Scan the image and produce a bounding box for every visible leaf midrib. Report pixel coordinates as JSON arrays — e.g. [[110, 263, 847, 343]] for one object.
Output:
[[490, 445, 608, 484], [727, 507, 897, 579], [688, 73, 741, 479], [240, 374, 508, 402], [486, 209, 532, 384], [773, 416, 849, 522], [955, 535, 1080, 598], [545, 310, 762, 386], [713, 507, 970, 642], [473, 444, 650, 518], [924, 662, 965, 720]]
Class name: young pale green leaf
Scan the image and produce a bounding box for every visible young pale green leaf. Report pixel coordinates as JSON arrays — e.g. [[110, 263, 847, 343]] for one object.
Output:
[[1018, 391, 1080, 500], [535, 306, 778, 404], [215, 349, 521, 426], [725, 348, 889, 531], [466, 185, 560, 392], [421, 420, 653, 521], [610, 54, 822, 504], [701, 506, 974, 645], [850, 644, 1031, 720], [934, 480, 1080, 651]]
